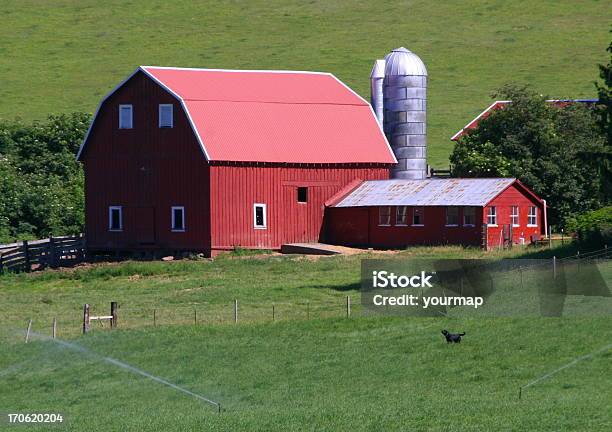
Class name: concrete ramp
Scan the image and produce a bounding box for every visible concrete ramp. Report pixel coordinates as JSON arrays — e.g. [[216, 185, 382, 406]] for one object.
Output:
[[281, 243, 346, 255]]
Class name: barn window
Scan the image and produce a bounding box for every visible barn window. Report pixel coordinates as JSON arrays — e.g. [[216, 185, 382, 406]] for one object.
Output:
[[396, 206, 408, 225], [378, 207, 391, 226], [119, 105, 133, 129], [412, 207, 424, 226], [254, 203, 267, 229], [108, 206, 123, 231], [159, 104, 173, 128], [171, 206, 185, 232], [445, 207, 459, 226], [511, 206, 519, 226], [528, 206, 537, 226], [463, 207, 476, 226], [297, 187, 308, 203], [487, 206, 497, 226]]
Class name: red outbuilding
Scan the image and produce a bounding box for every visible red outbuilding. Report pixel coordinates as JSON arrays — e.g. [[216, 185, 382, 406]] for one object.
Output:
[[325, 178, 546, 250], [76, 66, 396, 256]]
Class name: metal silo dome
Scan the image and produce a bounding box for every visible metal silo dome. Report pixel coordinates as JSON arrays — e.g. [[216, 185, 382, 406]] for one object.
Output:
[[384, 47, 428, 77], [382, 47, 428, 180]]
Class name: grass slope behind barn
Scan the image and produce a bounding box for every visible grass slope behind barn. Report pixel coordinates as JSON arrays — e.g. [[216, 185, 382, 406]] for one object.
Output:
[[0, 0, 609, 167]]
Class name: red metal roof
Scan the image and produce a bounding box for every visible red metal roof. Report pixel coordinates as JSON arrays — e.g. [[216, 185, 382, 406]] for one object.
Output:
[[140, 66, 396, 164]]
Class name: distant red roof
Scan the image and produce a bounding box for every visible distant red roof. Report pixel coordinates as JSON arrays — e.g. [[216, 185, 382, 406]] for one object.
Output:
[[451, 99, 598, 141], [78, 66, 396, 164]]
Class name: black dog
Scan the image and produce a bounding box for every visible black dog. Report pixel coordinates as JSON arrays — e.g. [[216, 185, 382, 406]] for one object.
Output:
[[441, 329, 466, 343]]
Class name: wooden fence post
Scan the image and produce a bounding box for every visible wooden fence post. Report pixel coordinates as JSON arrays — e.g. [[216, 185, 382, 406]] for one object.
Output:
[[234, 299, 238, 324], [25, 319, 32, 343], [153, 309, 157, 326], [82, 304, 90, 334], [272, 304, 275, 321], [346, 296, 351, 318], [23, 240, 30, 272], [194, 308, 197, 325], [52, 317, 57, 339], [307, 301, 310, 319], [49, 236, 58, 268], [0, 252, 3, 275], [110, 302, 117, 329]]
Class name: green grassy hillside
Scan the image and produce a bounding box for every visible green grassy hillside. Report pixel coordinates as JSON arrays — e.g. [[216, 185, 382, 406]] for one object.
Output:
[[0, 0, 609, 167]]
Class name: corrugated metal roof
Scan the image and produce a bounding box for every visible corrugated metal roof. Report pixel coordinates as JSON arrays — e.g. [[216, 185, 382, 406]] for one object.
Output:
[[139, 67, 396, 164], [333, 178, 517, 207]]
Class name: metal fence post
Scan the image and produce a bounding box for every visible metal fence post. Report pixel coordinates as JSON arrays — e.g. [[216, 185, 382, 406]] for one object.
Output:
[[552, 256, 556, 280], [52, 317, 57, 339], [234, 299, 238, 324], [346, 296, 351, 318], [25, 319, 32, 343]]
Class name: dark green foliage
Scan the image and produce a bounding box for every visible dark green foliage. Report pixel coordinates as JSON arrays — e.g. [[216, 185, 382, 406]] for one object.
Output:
[[595, 32, 612, 202], [565, 206, 612, 247], [450, 84, 607, 228], [0, 113, 90, 243]]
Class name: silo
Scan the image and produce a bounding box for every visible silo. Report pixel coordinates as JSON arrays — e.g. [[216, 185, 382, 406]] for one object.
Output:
[[370, 59, 385, 125], [383, 47, 428, 179]]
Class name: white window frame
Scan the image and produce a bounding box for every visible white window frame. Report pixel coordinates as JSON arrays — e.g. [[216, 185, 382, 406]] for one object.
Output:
[[378, 206, 391, 226], [159, 104, 173, 128], [108, 206, 123, 231], [412, 206, 424, 226], [254, 203, 267, 229], [463, 207, 476, 227], [445, 207, 459, 227], [171, 206, 185, 232], [487, 206, 497, 226], [528, 206, 537, 227], [396, 206, 408, 226], [511, 206, 519, 227], [119, 104, 133, 129]]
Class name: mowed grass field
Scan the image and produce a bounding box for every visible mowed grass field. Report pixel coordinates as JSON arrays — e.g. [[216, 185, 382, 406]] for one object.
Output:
[[0, 0, 610, 167], [1, 246, 611, 430]]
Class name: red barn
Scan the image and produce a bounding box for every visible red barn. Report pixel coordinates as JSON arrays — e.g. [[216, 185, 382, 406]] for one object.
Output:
[[325, 178, 546, 250], [76, 66, 395, 256]]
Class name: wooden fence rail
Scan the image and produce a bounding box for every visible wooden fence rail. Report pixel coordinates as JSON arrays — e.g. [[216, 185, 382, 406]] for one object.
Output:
[[0, 235, 86, 273]]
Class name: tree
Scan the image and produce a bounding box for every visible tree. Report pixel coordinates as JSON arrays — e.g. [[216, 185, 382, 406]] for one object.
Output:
[[450, 84, 607, 228], [0, 113, 90, 243], [595, 31, 612, 202]]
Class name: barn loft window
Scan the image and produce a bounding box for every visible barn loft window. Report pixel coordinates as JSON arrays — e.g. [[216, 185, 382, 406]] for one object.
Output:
[[297, 187, 308, 203], [171, 206, 185, 232], [159, 104, 173, 128], [108, 206, 123, 231], [528, 206, 537, 226], [463, 207, 476, 226], [119, 104, 133, 129], [412, 207, 424, 226], [511, 206, 519, 226], [378, 207, 391, 226], [396, 206, 408, 225], [445, 207, 459, 226], [487, 206, 497, 226], [254, 203, 267, 229]]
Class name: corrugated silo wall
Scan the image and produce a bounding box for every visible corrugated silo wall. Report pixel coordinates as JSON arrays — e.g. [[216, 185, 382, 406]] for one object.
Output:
[[383, 75, 427, 179]]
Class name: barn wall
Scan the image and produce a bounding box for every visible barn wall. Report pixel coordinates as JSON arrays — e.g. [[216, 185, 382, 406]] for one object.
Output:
[[484, 183, 544, 249], [209, 165, 390, 251], [82, 71, 211, 252], [326, 206, 483, 247]]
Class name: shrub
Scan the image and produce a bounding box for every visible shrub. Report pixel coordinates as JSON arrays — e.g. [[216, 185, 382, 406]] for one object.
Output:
[[565, 206, 612, 247]]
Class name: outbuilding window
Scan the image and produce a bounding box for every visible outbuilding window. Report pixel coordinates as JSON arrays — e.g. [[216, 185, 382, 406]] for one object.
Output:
[[511, 206, 519, 226], [171, 206, 185, 232], [528, 206, 537, 226], [487, 206, 497, 226], [412, 207, 424, 226], [463, 207, 476, 226], [297, 187, 308, 203], [119, 104, 133, 129], [378, 207, 391, 226], [396, 206, 408, 225], [254, 203, 267, 229], [445, 207, 459, 226], [109, 206, 123, 231], [159, 104, 173, 128]]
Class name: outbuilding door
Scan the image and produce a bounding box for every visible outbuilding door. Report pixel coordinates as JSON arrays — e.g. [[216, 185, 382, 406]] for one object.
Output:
[[136, 207, 156, 245]]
